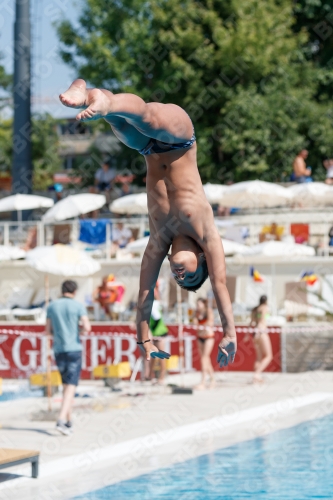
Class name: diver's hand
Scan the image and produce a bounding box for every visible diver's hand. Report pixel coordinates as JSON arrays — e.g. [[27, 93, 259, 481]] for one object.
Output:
[[217, 336, 237, 367], [139, 340, 170, 361]]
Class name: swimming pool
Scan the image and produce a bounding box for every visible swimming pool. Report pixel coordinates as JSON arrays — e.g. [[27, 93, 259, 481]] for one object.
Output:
[[74, 413, 333, 499], [0, 388, 43, 402]]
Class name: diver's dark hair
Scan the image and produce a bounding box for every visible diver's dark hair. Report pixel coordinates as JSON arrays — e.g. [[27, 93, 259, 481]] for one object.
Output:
[[175, 259, 209, 292]]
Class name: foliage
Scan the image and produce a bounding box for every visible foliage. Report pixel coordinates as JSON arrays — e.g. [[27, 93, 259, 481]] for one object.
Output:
[[0, 53, 12, 111], [0, 114, 62, 190], [0, 52, 61, 190], [56, 0, 333, 182], [31, 114, 63, 190], [0, 119, 12, 173]]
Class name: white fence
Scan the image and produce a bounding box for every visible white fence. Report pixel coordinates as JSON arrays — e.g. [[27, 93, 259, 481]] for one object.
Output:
[[1, 208, 333, 255]]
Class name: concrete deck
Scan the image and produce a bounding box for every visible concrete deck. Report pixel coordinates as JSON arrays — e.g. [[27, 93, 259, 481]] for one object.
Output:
[[0, 371, 332, 500]]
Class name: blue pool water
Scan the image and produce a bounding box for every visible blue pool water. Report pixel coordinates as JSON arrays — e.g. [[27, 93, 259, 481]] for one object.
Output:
[[0, 388, 43, 402], [74, 413, 333, 500]]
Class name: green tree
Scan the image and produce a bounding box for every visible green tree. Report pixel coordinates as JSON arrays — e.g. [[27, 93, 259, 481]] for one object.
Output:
[[0, 53, 11, 111], [32, 114, 63, 190], [0, 119, 12, 174], [56, 0, 333, 182], [0, 114, 63, 190], [0, 53, 61, 190]]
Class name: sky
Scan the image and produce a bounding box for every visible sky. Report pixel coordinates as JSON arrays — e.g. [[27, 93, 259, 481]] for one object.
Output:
[[0, 0, 84, 118]]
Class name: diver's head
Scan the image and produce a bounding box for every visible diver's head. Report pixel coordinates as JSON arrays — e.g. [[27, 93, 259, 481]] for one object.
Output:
[[168, 235, 209, 292]]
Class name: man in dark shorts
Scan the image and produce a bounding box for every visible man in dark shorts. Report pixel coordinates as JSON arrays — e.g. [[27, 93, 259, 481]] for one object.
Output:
[[46, 280, 91, 435]]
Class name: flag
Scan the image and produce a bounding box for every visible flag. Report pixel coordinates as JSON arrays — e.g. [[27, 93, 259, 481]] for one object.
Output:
[[300, 271, 318, 286], [250, 266, 264, 282]]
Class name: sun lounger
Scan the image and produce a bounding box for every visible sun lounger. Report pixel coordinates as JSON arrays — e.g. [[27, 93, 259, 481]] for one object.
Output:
[[0, 448, 39, 478], [0, 309, 14, 320], [12, 307, 44, 322]]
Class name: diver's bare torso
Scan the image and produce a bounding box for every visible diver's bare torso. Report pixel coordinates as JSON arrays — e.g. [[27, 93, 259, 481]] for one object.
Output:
[[145, 145, 215, 248], [107, 103, 216, 249]]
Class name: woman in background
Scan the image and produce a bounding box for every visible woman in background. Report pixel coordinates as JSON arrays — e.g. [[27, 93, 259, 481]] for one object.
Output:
[[93, 276, 117, 320], [245, 295, 273, 383], [193, 298, 215, 390]]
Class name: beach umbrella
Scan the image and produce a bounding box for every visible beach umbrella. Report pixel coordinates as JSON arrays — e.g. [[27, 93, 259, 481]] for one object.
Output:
[[288, 182, 333, 207], [0, 194, 54, 221], [42, 193, 106, 222], [0, 246, 26, 261], [203, 183, 229, 204], [217, 180, 292, 208], [239, 240, 315, 257], [26, 244, 101, 276], [124, 236, 149, 254], [222, 239, 251, 256], [110, 193, 148, 215], [125, 236, 250, 257]]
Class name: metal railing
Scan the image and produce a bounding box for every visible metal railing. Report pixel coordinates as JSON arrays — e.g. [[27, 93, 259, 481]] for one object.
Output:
[[1, 208, 333, 256], [0, 217, 149, 259]]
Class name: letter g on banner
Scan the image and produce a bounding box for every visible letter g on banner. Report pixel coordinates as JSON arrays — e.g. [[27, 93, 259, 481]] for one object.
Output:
[[12, 336, 38, 371]]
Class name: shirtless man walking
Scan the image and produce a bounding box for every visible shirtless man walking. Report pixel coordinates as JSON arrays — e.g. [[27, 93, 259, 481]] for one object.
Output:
[[60, 79, 237, 367]]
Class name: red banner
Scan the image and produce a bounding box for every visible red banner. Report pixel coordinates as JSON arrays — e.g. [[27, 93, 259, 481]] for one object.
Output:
[[0, 324, 281, 379]]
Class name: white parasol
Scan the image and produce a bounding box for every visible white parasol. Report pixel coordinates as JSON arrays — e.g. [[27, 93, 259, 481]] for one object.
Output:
[[203, 183, 229, 204], [0, 194, 54, 221], [238, 240, 315, 257], [222, 239, 251, 256], [42, 193, 106, 222], [110, 193, 148, 215], [217, 180, 292, 208], [288, 182, 333, 207], [124, 236, 149, 254], [26, 244, 101, 276], [125, 236, 250, 257], [0, 245, 26, 261]]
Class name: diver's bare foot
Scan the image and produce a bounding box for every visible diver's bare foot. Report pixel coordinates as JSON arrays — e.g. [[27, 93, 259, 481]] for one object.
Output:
[[59, 79, 111, 121], [59, 79, 88, 109], [76, 89, 111, 121]]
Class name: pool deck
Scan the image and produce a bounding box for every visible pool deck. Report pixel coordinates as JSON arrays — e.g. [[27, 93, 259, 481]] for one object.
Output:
[[0, 371, 333, 499]]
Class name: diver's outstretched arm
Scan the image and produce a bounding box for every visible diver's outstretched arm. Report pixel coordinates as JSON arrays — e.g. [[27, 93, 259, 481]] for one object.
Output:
[[136, 237, 171, 361], [201, 233, 237, 367]]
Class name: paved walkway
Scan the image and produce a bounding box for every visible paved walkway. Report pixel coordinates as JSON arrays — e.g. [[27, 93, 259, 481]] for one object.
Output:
[[0, 371, 332, 499]]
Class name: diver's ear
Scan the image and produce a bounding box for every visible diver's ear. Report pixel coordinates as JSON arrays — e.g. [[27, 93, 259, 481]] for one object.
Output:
[[167, 254, 171, 261], [198, 252, 206, 261]]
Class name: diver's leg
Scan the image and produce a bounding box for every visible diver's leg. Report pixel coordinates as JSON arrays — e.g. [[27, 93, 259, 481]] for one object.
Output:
[[60, 79, 193, 143]]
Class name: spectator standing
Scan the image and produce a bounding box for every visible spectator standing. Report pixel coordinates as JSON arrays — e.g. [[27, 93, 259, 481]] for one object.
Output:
[[292, 150, 312, 183], [323, 158, 333, 185], [46, 280, 91, 435], [193, 298, 216, 390], [94, 162, 117, 201], [244, 295, 273, 384], [92, 276, 117, 320]]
